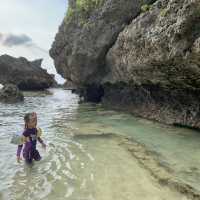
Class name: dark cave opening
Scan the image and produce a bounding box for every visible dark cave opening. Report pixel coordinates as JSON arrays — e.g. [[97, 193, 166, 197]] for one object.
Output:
[[81, 84, 105, 103]]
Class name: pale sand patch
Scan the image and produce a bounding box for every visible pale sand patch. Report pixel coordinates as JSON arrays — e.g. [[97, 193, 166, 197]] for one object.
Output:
[[75, 135, 189, 200], [73, 122, 118, 136]]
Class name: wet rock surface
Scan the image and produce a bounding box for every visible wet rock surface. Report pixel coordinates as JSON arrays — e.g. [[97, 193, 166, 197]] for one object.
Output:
[[0, 54, 55, 90], [0, 84, 24, 103], [102, 83, 200, 128]]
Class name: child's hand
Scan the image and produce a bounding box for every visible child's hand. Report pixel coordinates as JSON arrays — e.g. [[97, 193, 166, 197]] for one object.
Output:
[[42, 143, 46, 149], [17, 156, 22, 163]]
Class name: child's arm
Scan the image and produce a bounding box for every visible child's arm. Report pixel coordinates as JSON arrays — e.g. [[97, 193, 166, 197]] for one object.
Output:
[[37, 128, 46, 148], [16, 135, 27, 163], [16, 144, 23, 163], [38, 137, 46, 149]]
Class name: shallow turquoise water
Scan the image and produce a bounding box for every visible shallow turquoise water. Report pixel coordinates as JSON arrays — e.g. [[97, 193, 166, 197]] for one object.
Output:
[[76, 103, 200, 191], [0, 89, 200, 200]]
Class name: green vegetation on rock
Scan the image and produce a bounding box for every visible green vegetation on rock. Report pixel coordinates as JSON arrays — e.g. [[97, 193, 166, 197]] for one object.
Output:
[[65, 0, 105, 24], [66, 7, 75, 19], [160, 8, 168, 17], [141, 4, 151, 12], [76, 0, 104, 12]]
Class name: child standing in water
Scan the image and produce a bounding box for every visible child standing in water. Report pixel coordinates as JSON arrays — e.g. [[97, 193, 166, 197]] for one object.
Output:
[[17, 112, 46, 164]]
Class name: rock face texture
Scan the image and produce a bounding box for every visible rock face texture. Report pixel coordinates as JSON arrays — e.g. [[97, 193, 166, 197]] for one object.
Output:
[[105, 0, 200, 127], [0, 84, 24, 103], [50, 0, 155, 86], [0, 55, 55, 90], [50, 0, 200, 128], [63, 80, 76, 89]]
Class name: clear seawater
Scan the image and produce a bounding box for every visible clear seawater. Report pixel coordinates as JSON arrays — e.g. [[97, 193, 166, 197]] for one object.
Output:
[[0, 88, 199, 200]]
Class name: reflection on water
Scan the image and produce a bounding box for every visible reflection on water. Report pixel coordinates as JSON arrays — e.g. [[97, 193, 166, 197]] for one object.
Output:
[[0, 89, 200, 200]]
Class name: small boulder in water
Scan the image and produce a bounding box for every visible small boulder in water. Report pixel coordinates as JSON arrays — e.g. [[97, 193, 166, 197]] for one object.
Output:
[[0, 84, 24, 103]]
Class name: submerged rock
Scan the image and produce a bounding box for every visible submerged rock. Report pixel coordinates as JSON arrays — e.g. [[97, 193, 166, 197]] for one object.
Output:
[[50, 0, 200, 129], [0, 54, 55, 90], [0, 84, 24, 103]]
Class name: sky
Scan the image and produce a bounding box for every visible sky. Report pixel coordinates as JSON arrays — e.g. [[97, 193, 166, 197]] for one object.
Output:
[[0, 0, 68, 83]]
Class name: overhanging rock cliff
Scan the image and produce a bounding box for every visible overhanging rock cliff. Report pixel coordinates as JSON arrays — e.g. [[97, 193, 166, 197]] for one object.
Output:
[[50, 0, 155, 85], [50, 0, 200, 128]]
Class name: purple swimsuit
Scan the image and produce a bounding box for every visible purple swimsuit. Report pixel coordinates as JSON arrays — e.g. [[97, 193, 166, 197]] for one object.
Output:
[[17, 128, 42, 164]]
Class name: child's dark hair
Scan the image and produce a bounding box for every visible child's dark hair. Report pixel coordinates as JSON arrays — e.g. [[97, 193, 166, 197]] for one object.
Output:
[[24, 112, 37, 129], [24, 113, 31, 129], [24, 113, 31, 122]]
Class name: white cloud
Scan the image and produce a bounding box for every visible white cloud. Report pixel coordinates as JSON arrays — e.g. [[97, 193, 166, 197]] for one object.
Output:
[[0, 0, 67, 83], [0, 33, 32, 47]]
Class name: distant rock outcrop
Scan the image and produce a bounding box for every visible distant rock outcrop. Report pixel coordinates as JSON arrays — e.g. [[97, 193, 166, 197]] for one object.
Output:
[[0, 54, 55, 90], [0, 84, 24, 103]]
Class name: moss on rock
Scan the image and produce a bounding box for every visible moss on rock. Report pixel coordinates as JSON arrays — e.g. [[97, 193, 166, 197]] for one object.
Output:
[[141, 4, 151, 12], [65, 0, 105, 24]]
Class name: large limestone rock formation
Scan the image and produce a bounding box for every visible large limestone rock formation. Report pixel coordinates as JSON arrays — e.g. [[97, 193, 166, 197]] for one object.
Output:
[[105, 0, 200, 127], [50, 0, 200, 128], [50, 0, 155, 86]]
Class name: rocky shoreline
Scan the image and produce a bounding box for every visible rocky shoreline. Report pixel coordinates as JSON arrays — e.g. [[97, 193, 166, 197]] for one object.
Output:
[[102, 83, 200, 129], [50, 0, 200, 129]]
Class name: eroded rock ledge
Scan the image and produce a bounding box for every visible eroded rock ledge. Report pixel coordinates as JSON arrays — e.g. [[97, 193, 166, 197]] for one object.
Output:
[[50, 0, 200, 128]]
